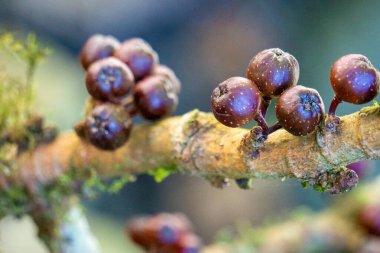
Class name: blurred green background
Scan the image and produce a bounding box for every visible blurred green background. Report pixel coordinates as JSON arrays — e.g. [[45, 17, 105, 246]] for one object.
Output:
[[0, 0, 379, 252]]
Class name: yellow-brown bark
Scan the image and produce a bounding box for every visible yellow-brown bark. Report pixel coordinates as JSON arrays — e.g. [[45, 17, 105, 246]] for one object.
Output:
[[4, 105, 380, 187]]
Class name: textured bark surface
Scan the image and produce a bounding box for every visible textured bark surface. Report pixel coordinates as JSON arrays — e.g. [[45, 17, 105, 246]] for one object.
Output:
[[5, 105, 380, 187]]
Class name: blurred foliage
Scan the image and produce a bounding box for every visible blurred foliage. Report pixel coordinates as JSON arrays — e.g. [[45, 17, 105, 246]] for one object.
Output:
[[0, 32, 49, 139], [85, 172, 136, 195], [205, 178, 380, 253], [0, 33, 50, 73]]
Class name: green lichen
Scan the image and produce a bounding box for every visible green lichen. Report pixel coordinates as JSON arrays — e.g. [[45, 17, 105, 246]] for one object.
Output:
[[299, 167, 358, 194], [108, 174, 136, 193], [43, 175, 77, 205], [0, 33, 53, 219], [0, 186, 29, 218], [84, 171, 135, 194], [0, 143, 17, 174], [63, 159, 136, 197], [0, 174, 77, 219], [300, 180, 311, 189], [148, 165, 179, 183], [0, 153, 134, 218], [359, 104, 380, 117]]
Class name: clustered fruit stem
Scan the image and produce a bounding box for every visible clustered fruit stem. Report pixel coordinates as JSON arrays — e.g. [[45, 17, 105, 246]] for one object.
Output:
[[328, 95, 342, 117], [254, 113, 269, 135], [260, 97, 271, 118]]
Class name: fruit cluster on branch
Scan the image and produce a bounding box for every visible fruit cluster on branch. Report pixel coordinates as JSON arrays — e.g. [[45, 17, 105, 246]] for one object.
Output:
[[211, 48, 379, 192], [212, 49, 379, 137], [0, 33, 380, 253], [75, 35, 180, 150]]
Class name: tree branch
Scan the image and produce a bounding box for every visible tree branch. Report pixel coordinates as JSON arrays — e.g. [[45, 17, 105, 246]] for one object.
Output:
[[203, 176, 380, 253], [5, 105, 380, 187], [60, 205, 101, 253]]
